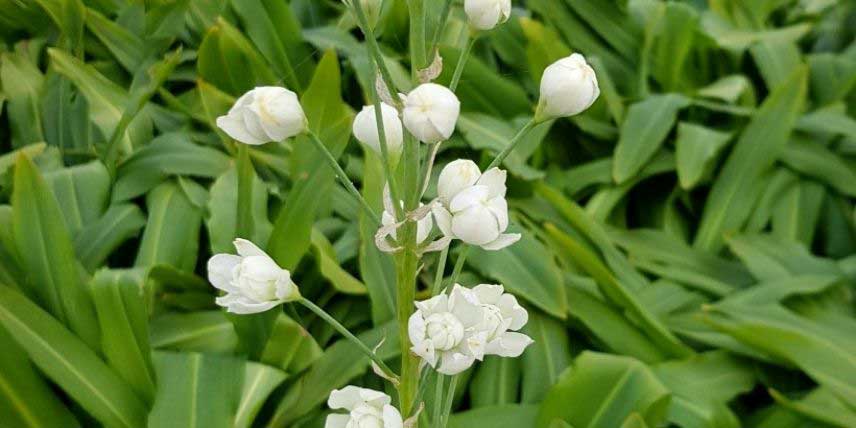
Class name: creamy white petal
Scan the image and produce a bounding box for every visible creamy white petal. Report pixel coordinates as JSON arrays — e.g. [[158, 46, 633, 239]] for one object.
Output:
[[438, 352, 475, 375], [472, 283, 504, 304], [207, 254, 241, 292], [438, 159, 481, 203], [216, 112, 267, 145], [432, 205, 454, 237], [485, 331, 534, 357], [480, 233, 521, 250], [218, 297, 279, 314], [383, 405, 404, 428], [233, 238, 268, 257], [477, 167, 507, 199], [449, 285, 484, 328], [324, 414, 350, 428], [449, 185, 490, 213], [451, 205, 500, 246], [487, 197, 509, 231]]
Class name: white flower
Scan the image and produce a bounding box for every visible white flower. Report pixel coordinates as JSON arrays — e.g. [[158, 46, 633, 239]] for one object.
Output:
[[471, 284, 533, 357], [409, 285, 487, 375], [382, 206, 433, 245], [465, 0, 512, 31], [432, 163, 521, 250], [401, 83, 460, 143], [216, 86, 307, 145], [326, 386, 403, 428], [207, 239, 299, 314], [537, 53, 600, 119], [353, 102, 404, 157]]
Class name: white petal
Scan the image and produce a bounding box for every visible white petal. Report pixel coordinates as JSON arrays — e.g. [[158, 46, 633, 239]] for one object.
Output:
[[324, 414, 350, 428], [451, 206, 500, 246], [487, 197, 509, 231], [480, 233, 521, 251], [449, 185, 490, 213], [486, 331, 534, 357], [233, 238, 268, 257], [449, 285, 484, 327], [416, 211, 434, 244], [472, 284, 503, 304], [207, 254, 241, 292], [216, 113, 267, 145], [432, 205, 454, 237], [383, 404, 405, 428], [218, 296, 279, 314], [438, 352, 475, 375], [477, 168, 507, 199], [438, 159, 481, 203], [414, 294, 448, 314]]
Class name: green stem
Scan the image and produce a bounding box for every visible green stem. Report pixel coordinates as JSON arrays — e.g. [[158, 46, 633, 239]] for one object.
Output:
[[449, 36, 477, 92], [431, 246, 449, 295], [407, 0, 428, 75], [440, 375, 459, 427], [298, 297, 398, 380], [395, 237, 420, 415], [306, 131, 381, 225], [448, 245, 470, 287], [235, 144, 254, 239], [485, 118, 538, 171], [432, 374, 446, 427], [351, 0, 401, 108], [429, 0, 455, 55]]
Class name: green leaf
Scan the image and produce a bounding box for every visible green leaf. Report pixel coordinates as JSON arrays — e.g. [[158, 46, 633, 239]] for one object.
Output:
[[196, 17, 276, 96], [12, 154, 100, 350], [134, 180, 204, 271], [268, 50, 353, 270], [470, 356, 521, 408], [230, 0, 314, 91], [258, 313, 323, 373], [449, 404, 539, 428], [0, 287, 148, 428], [150, 311, 238, 354], [206, 165, 273, 254], [235, 362, 288, 428], [457, 114, 551, 180], [520, 311, 572, 403], [74, 204, 146, 271], [537, 352, 671, 428], [44, 160, 111, 235], [0, 51, 45, 147], [311, 228, 367, 294], [0, 326, 79, 428], [148, 351, 243, 428], [32, 0, 84, 53], [750, 40, 803, 91], [781, 138, 856, 197], [612, 94, 689, 183], [358, 152, 397, 325], [769, 387, 856, 428], [468, 228, 568, 318], [694, 66, 808, 252], [674, 123, 732, 190], [85, 6, 145, 72]]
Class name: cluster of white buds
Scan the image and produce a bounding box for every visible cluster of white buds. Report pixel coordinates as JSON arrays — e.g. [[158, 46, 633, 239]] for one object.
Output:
[[409, 284, 532, 375]]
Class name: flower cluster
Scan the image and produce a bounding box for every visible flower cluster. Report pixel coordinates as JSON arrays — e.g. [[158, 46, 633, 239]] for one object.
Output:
[[326, 386, 403, 428], [409, 284, 532, 375]]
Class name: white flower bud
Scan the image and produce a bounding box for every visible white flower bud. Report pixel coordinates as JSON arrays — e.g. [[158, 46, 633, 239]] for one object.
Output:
[[353, 102, 403, 157], [537, 54, 600, 119], [464, 0, 512, 31], [207, 239, 299, 314], [216, 86, 307, 145], [326, 386, 403, 428], [471, 284, 533, 357], [409, 285, 486, 375], [401, 83, 460, 143], [432, 165, 520, 251]]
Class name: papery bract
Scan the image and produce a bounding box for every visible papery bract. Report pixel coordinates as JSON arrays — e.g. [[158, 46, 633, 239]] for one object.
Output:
[[207, 239, 299, 314], [465, 0, 512, 31], [409, 285, 487, 375], [353, 102, 404, 157], [326, 386, 403, 428], [537, 53, 600, 119], [401, 83, 460, 143], [216, 86, 307, 145]]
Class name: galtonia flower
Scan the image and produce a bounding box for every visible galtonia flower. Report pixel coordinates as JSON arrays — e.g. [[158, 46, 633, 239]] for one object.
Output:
[[470, 284, 533, 357], [401, 83, 460, 143], [353, 102, 404, 158], [464, 0, 512, 31], [207, 239, 299, 314], [537, 54, 600, 119], [432, 160, 521, 250], [409, 285, 487, 375], [216, 86, 307, 145], [326, 386, 403, 428]]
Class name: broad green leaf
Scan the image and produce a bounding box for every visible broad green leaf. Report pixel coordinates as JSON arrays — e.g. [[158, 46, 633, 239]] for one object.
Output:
[[32, 0, 85, 53], [808, 53, 856, 106], [41, 73, 92, 156], [44, 160, 111, 235], [469, 227, 567, 318], [0, 287, 148, 428], [563, 0, 641, 63], [457, 113, 551, 180], [230, 0, 314, 91], [696, 75, 755, 104], [259, 314, 323, 373], [769, 387, 856, 428], [268, 50, 353, 270], [674, 123, 731, 190], [0, 51, 44, 147], [0, 143, 46, 176], [750, 40, 802, 91], [235, 362, 287, 428], [74, 204, 146, 271], [311, 228, 367, 295], [519, 17, 571, 82], [537, 352, 671, 428], [470, 356, 521, 408], [148, 351, 243, 428], [135, 180, 204, 271], [358, 152, 397, 324], [85, 7, 145, 72], [12, 154, 100, 350], [150, 311, 238, 354], [520, 311, 572, 403], [650, 3, 699, 91], [694, 66, 807, 252], [206, 165, 273, 254], [196, 17, 276, 96], [726, 234, 842, 281], [0, 326, 79, 428], [449, 404, 539, 428], [91, 269, 155, 406], [771, 180, 824, 247], [781, 138, 856, 197]]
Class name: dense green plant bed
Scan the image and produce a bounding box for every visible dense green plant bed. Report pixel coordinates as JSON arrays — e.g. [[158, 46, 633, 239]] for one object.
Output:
[[0, 0, 855, 427]]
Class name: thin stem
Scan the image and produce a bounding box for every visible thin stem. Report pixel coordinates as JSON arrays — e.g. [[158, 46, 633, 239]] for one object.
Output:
[[306, 131, 381, 225], [298, 297, 398, 380], [429, 0, 455, 55], [449, 36, 477, 92], [431, 246, 449, 295], [407, 0, 429, 74], [432, 374, 445, 427], [419, 142, 441, 197], [350, 0, 401, 108], [485, 118, 538, 170], [440, 375, 459, 427], [449, 245, 471, 287]]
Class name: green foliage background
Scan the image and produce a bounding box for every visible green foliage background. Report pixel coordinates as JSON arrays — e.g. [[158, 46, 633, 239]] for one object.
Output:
[[0, 0, 855, 427]]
